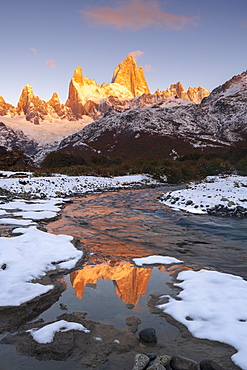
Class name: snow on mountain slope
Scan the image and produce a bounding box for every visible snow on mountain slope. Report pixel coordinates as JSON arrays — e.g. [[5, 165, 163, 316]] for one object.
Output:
[[58, 71, 247, 156], [1, 115, 93, 146], [0, 121, 38, 155]]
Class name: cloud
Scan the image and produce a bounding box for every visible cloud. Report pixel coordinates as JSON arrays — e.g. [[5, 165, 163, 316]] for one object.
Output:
[[143, 64, 155, 72], [129, 50, 144, 60], [81, 0, 199, 31], [46, 60, 55, 69], [30, 47, 37, 54]]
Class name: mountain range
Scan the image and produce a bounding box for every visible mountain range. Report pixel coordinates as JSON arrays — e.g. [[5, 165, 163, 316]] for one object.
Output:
[[0, 55, 209, 124], [0, 55, 246, 166]]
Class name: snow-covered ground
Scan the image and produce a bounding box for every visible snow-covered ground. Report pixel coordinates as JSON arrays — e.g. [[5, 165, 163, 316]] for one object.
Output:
[[157, 268, 247, 370], [161, 175, 247, 215], [132, 254, 247, 369], [0, 173, 158, 198], [0, 197, 83, 306], [132, 255, 183, 266], [27, 320, 90, 344]]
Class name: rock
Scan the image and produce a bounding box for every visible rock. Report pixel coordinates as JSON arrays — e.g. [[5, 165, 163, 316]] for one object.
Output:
[[155, 355, 171, 366], [139, 328, 157, 343], [59, 303, 68, 310], [126, 303, 135, 309], [147, 363, 165, 370], [126, 315, 141, 333], [112, 55, 150, 97], [186, 200, 194, 205], [146, 353, 157, 361], [132, 353, 150, 370], [170, 355, 198, 370], [200, 359, 226, 370], [220, 197, 229, 201]]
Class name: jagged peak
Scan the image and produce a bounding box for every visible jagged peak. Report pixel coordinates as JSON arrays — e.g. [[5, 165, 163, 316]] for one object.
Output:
[[47, 92, 60, 106], [112, 55, 137, 83], [111, 54, 150, 97], [20, 84, 34, 98], [73, 66, 83, 84]]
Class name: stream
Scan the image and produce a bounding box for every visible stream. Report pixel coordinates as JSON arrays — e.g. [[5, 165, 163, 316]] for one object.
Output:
[[1, 186, 247, 369]]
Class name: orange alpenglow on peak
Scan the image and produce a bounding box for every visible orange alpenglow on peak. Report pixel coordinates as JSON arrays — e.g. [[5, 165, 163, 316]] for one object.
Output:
[[47, 92, 61, 107], [112, 55, 150, 97], [155, 81, 210, 104], [70, 261, 152, 306], [73, 66, 83, 84]]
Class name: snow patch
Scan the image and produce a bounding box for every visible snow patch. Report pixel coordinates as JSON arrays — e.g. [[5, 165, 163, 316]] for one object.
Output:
[[133, 255, 183, 266], [158, 269, 247, 370], [27, 320, 90, 343], [161, 175, 247, 215], [0, 173, 158, 198], [0, 226, 82, 306]]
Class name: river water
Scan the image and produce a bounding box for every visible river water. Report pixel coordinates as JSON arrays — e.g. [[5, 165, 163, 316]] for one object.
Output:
[[1, 186, 247, 369]]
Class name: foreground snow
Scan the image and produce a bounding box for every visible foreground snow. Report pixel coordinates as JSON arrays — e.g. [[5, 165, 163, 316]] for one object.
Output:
[[27, 320, 90, 343], [161, 175, 247, 215], [158, 269, 247, 370], [0, 197, 82, 306], [0, 173, 158, 198], [132, 255, 183, 266], [132, 254, 247, 369], [0, 226, 82, 306], [0, 198, 69, 225]]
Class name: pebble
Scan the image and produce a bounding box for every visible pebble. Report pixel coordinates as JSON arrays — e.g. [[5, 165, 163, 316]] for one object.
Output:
[[147, 353, 157, 361], [132, 353, 226, 370], [170, 355, 198, 370], [132, 353, 150, 370], [147, 363, 165, 370], [139, 328, 157, 343], [155, 355, 171, 366]]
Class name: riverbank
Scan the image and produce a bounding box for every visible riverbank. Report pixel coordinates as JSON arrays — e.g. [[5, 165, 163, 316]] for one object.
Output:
[[161, 174, 247, 217]]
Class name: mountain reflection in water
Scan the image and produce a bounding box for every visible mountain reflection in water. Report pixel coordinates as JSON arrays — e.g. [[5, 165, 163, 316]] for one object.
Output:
[[70, 260, 189, 306], [70, 261, 152, 305]]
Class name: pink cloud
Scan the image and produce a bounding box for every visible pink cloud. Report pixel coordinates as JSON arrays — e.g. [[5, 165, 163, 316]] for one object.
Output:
[[143, 64, 155, 72], [81, 1, 199, 31], [129, 50, 144, 60], [30, 47, 37, 54], [46, 60, 55, 69]]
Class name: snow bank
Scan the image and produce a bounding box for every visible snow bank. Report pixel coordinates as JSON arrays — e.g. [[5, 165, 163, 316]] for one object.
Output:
[[133, 255, 183, 266], [0, 226, 83, 306], [0, 173, 158, 198], [158, 269, 247, 369], [27, 320, 90, 343], [0, 198, 68, 225], [161, 175, 247, 216]]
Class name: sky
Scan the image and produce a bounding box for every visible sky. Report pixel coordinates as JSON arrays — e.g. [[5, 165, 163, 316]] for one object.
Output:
[[1, 0, 247, 106]]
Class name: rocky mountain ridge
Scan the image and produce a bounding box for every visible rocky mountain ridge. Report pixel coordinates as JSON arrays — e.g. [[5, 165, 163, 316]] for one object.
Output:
[[0, 122, 38, 155], [0, 55, 210, 124], [57, 71, 247, 160]]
